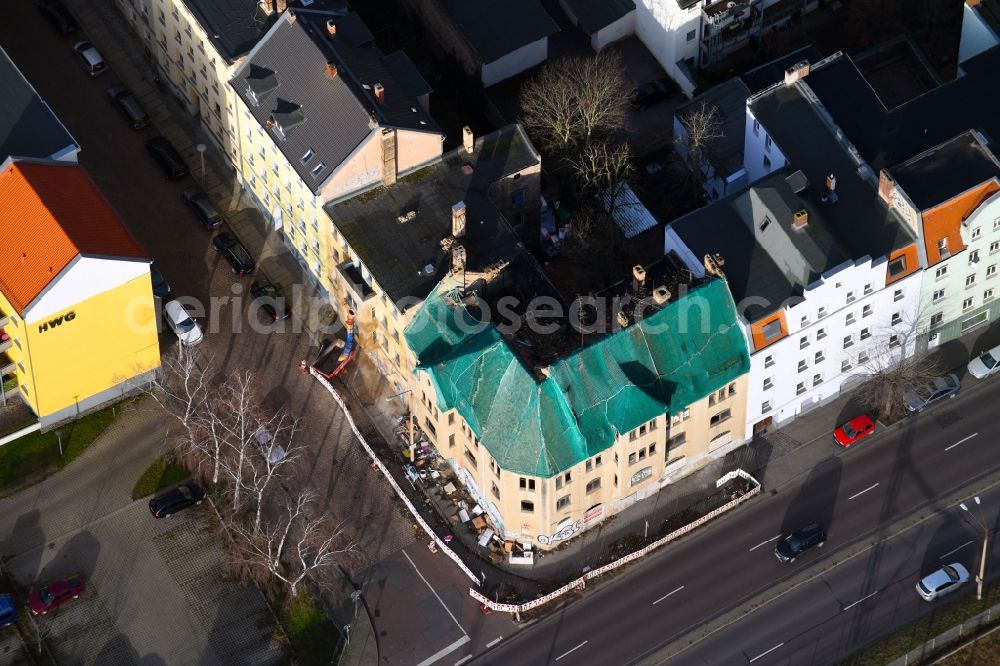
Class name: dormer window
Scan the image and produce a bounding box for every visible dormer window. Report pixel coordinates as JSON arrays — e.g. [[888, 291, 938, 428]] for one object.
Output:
[[310, 162, 326, 178], [301, 148, 315, 164], [245, 66, 278, 107], [269, 102, 304, 141]]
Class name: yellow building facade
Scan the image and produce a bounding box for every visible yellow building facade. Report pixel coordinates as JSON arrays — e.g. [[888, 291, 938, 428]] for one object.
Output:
[[0, 159, 159, 428]]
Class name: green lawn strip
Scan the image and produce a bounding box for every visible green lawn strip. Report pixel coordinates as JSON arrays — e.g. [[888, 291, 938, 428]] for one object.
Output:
[[132, 454, 188, 500], [0, 399, 131, 497], [937, 622, 1000, 665], [276, 592, 339, 666], [842, 583, 1000, 665]]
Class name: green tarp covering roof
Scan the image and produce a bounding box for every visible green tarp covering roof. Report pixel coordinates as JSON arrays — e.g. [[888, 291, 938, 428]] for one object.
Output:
[[404, 278, 750, 477]]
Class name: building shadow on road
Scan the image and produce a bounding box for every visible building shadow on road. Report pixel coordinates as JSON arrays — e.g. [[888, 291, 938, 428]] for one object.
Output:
[[1, 510, 45, 582], [780, 456, 842, 539], [920, 520, 977, 581], [43, 530, 101, 583]]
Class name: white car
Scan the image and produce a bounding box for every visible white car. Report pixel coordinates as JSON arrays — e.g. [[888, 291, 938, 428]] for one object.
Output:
[[162, 300, 203, 346], [967, 344, 1000, 379], [916, 563, 970, 601]]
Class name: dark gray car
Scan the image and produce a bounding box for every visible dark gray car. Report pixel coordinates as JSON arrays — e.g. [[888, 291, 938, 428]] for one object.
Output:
[[902, 374, 960, 413], [106, 84, 149, 129], [182, 186, 222, 228]]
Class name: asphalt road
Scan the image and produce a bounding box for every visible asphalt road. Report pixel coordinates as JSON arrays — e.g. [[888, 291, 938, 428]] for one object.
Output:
[[475, 383, 1000, 666]]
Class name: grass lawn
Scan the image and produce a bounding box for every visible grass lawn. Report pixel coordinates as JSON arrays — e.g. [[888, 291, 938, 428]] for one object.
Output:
[[276, 592, 339, 666], [842, 581, 1000, 665], [132, 454, 188, 499], [0, 399, 130, 497], [938, 623, 1000, 665]]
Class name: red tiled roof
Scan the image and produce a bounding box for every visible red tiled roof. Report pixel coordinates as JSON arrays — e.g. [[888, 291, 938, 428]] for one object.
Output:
[[0, 161, 146, 315]]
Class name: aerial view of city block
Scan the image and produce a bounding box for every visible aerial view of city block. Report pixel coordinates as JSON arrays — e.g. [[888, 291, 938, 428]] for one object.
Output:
[[1, 0, 999, 664]]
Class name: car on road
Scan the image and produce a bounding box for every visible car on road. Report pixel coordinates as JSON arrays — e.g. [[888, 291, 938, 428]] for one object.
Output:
[[212, 232, 255, 276], [149, 482, 205, 518], [162, 299, 203, 346], [106, 84, 149, 129], [250, 279, 290, 321], [181, 186, 222, 229], [967, 344, 1000, 379], [917, 563, 970, 601], [631, 78, 679, 110], [38, 0, 78, 35], [71, 41, 107, 77], [834, 415, 876, 447], [774, 523, 826, 563], [903, 374, 961, 413], [0, 594, 17, 628], [27, 573, 85, 615], [150, 264, 170, 299], [145, 136, 189, 180]]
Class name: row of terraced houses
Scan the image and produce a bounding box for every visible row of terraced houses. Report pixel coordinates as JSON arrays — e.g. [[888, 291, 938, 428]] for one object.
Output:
[[106, 0, 1000, 549]]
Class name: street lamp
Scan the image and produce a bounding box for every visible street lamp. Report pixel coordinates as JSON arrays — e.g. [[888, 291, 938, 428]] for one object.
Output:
[[196, 143, 206, 184], [960, 496, 988, 600]]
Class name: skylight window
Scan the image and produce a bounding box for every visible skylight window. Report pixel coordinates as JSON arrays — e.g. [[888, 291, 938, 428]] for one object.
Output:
[[301, 148, 315, 164], [310, 162, 326, 178]]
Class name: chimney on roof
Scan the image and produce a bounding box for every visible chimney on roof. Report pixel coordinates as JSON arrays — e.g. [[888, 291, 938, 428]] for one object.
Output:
[[452, 201, 467, 238], [826, 173, 837, 192], [632, 265, 646, 296], [704, 253, 726, 278], [538, 366, 551, 378], [373, 83, 385, 105], [276, 0, 286, 12], [325, 63, 338, 80], [258, 0, 275, 15], [462, 126, 474, 155], [793, 209, 809, 230], [784, 60, 810, 86], [652, 285, 670, 305], [326, 19, 337, 36], [451, 244, 467, 274]]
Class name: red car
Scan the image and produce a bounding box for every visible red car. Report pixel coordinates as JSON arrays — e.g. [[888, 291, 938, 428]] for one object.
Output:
[[27, 573, 85, 615], [834, 415, 876, 447]]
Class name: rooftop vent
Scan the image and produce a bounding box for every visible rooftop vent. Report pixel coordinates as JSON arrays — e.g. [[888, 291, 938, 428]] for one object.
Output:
[[793, 209, 809, 230], [785, 169, 809, 194], [326, 19, 336, 36], [784, 60, 810, 86], [463, 126, 474, 155], [325, 63, 338, 79], [258, 0, 275, 15], [452, 201, 467, 238], [704, 253, 726, 278], [652, 285, 670, 305], [373, 83, 385, 104]]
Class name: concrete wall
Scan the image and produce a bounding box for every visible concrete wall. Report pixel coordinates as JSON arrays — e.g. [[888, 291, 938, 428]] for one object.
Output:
[[592, 10, 637, 51], [395, 129, 445, 173], [743, 105, 789, 184], [634, 0, 702, 94], [481, 37, 549, 87]]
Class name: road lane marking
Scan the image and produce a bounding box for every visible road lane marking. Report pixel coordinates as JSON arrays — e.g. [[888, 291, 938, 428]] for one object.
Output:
[[415, 637, 470, 666], [940, 540, 976, 560], [842, 590, 878, 611], [403, 550, 467, 637], [849, 483, 880, 500], [486, 636, 503, 648], [454, 656, 472, 666], [555, 641, 588, 661], [748, 642, 785, 663], [749, 535, 781, 552], [946, 433, 978, 451], [652, 586, 685, 605]]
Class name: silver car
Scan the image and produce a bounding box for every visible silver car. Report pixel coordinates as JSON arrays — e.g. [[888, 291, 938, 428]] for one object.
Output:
[[967, 344, 1000, 379], [902, 374, 960, 413], [916, 563, 969, 601], [162, 300, 203, 346]]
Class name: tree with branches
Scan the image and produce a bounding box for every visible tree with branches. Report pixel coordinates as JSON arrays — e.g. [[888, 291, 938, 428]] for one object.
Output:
[[676, 100, 724, 194], [569, 141, 634, 201], [520, 52, 631, 157], [225, 488, 355, 597]]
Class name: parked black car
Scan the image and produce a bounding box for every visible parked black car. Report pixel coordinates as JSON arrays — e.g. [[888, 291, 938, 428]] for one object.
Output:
[[775, 523, 826, 563], [38, 0, 77, 35], [150, 264, 170, 299], [212, 232, 255, 276], [148, 482, 205, 518], [106, 84, 149, 129], [630, 78, 679, 110], [145, 136, 188, 180], [250, 279, 291, 321], [181, 186, 222, 228]]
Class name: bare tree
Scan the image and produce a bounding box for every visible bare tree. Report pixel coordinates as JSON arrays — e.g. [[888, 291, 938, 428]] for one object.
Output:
[[243, 412, 302, 532], [676, 100, 724, 191], [226, 488, 355, 597], [569, 141, 634, 200], [520, 52, 631, 156]]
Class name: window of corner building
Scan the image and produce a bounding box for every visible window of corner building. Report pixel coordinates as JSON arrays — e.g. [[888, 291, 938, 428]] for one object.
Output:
[[649, 419, 658, 431], [710, 409, 731, 427], [639, 424, 647, 436], [649, 443, 656, 456], [728, 383, 736, 396], [448, 413, 454, 425], [556, 495, 571, 510], [586, 478, 602, 494], [938, 238, 950, 257], [464, 447, 477, 467], [565, 472, 571, 484], [638, 448, 647, 460], [614, 474, 618, 487], [556, 476, 563, 490], [586, 459, 592, 472], [19, 383, 27, 395], [761, 319, 783, 342], [888, 257, 907, 277], [686, 29, 696, 41], [670, 432, 686, 447], [628, 452, 637, 465], [491, 482, 500, 499], [448, 434, 455, 448], [521, 500, 534, 513], [759, 216, 771, 232], [595, 455, 602, 466]]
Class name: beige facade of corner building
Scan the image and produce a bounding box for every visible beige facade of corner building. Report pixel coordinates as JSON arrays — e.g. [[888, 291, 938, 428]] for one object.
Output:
[[406, 370, 749, 548]]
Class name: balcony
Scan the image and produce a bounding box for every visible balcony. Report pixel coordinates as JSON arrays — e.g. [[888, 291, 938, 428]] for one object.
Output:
[[701, 0, 762, 61], [0, 349, 14, 378]]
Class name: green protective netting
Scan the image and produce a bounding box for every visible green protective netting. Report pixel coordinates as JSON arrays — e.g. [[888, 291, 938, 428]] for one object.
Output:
[[404, 279, 750, 477]]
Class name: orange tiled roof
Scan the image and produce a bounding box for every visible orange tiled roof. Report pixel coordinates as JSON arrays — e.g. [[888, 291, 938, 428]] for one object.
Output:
[[0, 160, 146, 315]]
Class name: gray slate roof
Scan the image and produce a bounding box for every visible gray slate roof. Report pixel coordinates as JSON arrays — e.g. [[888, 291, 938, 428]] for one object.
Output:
[[327, 125, 540, 304], [888, 131, 1000, 210], [0, 47, 77, 162], [231, 11, 441, 193], [441, 0, 559, 64], [676, 77, 751, 176], [180, 0, 280, 62], [561, 0, 635, 34], [741, 45, 823, 93]]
